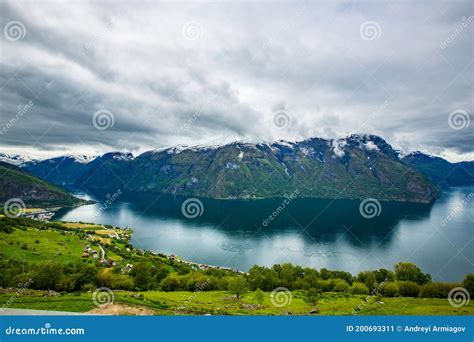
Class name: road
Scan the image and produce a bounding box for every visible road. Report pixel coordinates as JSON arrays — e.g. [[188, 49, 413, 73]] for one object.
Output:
[[0, 308, 87, 315], [98, 244, 105, 259]]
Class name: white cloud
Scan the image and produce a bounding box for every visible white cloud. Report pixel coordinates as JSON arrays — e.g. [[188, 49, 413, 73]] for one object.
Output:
[[0, 0, 472, 162]]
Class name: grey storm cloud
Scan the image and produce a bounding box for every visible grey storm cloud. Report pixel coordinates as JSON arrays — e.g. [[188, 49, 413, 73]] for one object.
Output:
[[0, 0, 472, 161]]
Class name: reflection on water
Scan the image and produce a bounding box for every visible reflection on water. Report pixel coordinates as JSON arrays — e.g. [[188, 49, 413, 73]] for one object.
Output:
[[54, 187, 474, 281]]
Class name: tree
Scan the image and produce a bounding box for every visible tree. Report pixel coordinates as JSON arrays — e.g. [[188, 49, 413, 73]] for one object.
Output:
[[248, 266, 276, 291], [374, 268, 395, 283], [350, 282, 369, 295], [33, 261, 63, 290], [319, 268, 332, 280], [160, 274, 182, 291], [304, 288, 319, 305], [463, 274, 474, 295], [228, 277, 247, 300], [394, 262, 431, 284], [130, 261, 154, 290], [254, 289, 265, 306], [381, 282, 399, 297], [68, 262, 97, 290], [279, 263, 297, 288], [397, 281, 421, 297], [333, 279, 350, 292], [420, 282, 456, 298], [365, 272, 377, 292], [356, 271, 377, 291]]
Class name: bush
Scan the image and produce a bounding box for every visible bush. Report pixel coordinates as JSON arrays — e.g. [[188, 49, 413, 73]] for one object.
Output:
[[304, 288, 320, 305], [110, 274, 134, 290], [350, 282, 369, 295], [333, 279, 350, 292], [463, 274, 474, 296], [160, 274, 182, 291], [254, 289, 265, 305], [381, 282, 399, 297], [185, 273, 210, 291], [394, 262, 431, 284], [317, 279, 333, 292], [420, 282, 460, 298], [397, 281, 420, 297], [227, 276, 247, 300]]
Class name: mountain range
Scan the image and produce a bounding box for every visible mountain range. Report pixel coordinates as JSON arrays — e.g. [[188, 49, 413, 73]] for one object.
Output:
[[2, 134, 468, 204]]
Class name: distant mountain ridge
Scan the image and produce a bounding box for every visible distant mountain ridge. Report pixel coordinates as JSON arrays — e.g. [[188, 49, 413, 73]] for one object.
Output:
[[0, 153, 34, 166], [21, 154, 97, 189], [14, 134, 457, 203], [400, 152, 474, 188]]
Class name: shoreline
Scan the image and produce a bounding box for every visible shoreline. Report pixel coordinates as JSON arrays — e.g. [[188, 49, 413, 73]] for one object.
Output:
[[25, 207, 245, 274]]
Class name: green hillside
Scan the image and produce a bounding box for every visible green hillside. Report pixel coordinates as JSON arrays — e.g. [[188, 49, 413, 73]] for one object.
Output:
[[0, 162, 82, 207]]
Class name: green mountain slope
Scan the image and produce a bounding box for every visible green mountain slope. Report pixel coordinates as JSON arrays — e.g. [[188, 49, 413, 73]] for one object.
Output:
[[73, 135, 438, 203], [0, 161, 82, 206], [401, 152, 474, 188]]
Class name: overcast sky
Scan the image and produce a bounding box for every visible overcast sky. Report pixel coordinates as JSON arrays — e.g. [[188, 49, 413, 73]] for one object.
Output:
[[0, 0, 472, 161]]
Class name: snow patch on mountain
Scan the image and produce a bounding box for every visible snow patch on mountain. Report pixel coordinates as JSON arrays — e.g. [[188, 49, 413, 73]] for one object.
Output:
[[331, 139, 347, 158], [363, 141, 379, 151], [111, 152, 134, 161], [0, 153, 34, 166]]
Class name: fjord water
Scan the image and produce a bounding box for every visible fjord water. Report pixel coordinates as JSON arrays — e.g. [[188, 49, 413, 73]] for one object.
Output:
[[54, 187, 474, 281]]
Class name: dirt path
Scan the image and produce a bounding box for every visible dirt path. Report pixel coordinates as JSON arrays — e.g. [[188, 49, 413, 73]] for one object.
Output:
[[87, 304, 156, 315]]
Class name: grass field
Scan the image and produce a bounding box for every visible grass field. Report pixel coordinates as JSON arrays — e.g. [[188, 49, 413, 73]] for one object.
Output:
[[1, 290, 472, 316], [0, 227, 86, 263], [61, 222, 105, 230], [0, 225, 123, 263]]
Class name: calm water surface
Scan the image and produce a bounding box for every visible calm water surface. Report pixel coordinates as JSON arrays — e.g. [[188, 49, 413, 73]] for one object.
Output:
[[53, 187, 474, 281]]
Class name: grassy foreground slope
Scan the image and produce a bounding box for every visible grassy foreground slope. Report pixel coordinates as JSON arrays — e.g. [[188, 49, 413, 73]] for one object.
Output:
[[1, 290, 472, 316]]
